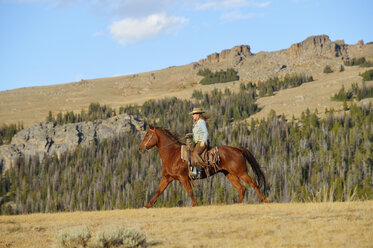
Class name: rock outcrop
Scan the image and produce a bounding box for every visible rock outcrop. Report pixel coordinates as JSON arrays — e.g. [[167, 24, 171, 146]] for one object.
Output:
[[0, 114, 144, 171], [289, 35, 348, 59], [191, 34, 373, 82], [199, 45, 252, 66]]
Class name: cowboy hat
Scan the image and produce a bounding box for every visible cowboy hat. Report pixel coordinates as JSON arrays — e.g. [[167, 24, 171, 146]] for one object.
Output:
[[189, 107, 205, 115]]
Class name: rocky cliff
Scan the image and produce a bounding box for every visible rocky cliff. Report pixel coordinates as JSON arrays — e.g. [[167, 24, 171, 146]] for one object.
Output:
[[0, 114, 144, 171], [288, 35, 348, 59], [193, 35, 373, 81], [199, 45, 253, 66]]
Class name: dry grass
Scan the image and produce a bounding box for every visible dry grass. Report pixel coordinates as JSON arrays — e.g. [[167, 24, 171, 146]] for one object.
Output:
[[1, 62, 371, 128], [250, 66, 373, 121], [1, 201, 372, 248]]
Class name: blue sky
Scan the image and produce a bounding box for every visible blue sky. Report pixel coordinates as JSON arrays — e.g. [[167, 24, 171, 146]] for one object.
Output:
[[1, 0, 372, 92]]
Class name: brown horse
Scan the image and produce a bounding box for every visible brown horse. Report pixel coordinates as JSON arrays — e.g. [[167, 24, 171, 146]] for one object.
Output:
[[138, 125, 269, 208]]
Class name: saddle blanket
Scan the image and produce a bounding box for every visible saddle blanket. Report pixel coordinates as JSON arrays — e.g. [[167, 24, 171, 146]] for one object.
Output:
[[181, 145, 221, 168]]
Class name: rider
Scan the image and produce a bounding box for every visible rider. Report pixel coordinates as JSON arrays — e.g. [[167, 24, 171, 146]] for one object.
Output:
[[190, 107, 209, 167]]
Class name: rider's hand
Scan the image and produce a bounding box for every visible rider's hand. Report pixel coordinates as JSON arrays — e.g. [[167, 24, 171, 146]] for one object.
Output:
[[185, 133, 193, 138], [200, 142, 205, 148]]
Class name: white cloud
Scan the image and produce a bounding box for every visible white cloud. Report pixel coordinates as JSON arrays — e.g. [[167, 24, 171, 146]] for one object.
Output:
[[109, 13, 188, 45]]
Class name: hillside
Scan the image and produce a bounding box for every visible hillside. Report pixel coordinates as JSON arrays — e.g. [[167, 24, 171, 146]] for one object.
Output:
[[0, 35, 372, 248], [1, 201, 372, 248], [1, 35, 373, 128]]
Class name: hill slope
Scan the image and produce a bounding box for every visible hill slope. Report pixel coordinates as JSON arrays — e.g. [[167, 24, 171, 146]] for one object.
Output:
[[1, 201, 372, 248], [1, 35, 373, 127]]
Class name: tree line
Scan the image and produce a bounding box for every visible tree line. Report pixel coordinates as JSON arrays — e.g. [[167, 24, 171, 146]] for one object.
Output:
[[1, 93, 372, 214], [197, 68, 239, 85], [1, 72, 372, 214], [46, 103, 116, 125], [0, 123, 23, 145], [257, 74, 313, 97], [332, 82, 373, 102]]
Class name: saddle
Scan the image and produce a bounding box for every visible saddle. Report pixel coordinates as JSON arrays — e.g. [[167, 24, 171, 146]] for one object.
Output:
[[181, 145, 220, 167], [181, 141, 221, 177]]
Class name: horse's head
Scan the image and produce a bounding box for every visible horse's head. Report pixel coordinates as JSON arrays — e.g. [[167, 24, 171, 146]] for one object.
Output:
[[138, 125, 158, 154]]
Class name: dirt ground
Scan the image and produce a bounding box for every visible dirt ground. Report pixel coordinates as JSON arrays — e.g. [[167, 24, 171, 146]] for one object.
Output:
[[1, 200, 372, 248]]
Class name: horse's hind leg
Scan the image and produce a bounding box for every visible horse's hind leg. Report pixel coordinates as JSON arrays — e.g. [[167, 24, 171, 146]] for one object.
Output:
[[225, 172, 245, 203], [179, 176, 198, 207], [239, 172, 269, 203], [145, 175, 173, 208]]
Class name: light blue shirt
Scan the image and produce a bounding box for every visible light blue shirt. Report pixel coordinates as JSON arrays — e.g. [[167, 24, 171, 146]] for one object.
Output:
[[193, 119, 209, 144]]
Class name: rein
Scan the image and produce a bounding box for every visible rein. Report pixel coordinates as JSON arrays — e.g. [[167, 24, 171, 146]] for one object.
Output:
[[146, 129, 184, 151], [157, 139, 181, 150]]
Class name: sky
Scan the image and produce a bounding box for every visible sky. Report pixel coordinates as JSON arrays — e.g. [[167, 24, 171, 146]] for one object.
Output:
[[0, 0, 372, 92]]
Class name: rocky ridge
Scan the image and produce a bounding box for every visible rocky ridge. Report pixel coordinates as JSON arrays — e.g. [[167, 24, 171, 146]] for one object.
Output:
[[0, 114, 144, 171], [199, 35, 373, 81]]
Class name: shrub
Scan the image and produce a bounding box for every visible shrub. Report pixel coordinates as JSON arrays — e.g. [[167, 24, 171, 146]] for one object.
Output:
[[323, 65, 333, 73], [95, 225, 146, 248], [331, 85, 352, 101], [360, 69, 373, 81], [339, 65, 345, 72], [191, 89, 203, 100], [56, 225, 92, 248], [344, 57, 373, 67]]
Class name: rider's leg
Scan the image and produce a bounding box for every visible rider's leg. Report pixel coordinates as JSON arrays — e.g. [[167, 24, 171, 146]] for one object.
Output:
[[192, 141, 205, 164]]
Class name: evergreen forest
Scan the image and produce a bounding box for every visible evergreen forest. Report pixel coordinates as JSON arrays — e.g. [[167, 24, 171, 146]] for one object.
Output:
[[197, 68, 239, 85], [332, 82, 373, 102], [0, 77, 372, 214], [0, 123, 23, 145]]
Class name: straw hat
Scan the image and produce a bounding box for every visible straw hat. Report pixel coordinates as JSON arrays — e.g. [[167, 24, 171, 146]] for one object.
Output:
[[189, 107, 205, 115]]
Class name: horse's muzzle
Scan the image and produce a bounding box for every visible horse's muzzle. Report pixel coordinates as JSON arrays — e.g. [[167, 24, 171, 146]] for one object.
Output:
[[138, 147, 146, 154]]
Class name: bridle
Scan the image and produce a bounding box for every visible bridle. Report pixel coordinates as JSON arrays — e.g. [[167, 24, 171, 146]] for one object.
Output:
[[143, 129, 156, 149]]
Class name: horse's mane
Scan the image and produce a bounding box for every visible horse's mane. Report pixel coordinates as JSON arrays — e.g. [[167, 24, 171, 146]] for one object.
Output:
[[156, 127, 184, 145]]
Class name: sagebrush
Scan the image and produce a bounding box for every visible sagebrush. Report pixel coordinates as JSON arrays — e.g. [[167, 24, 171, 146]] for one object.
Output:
[[56, 225, 91, 248], [95, 225, 146, 248]]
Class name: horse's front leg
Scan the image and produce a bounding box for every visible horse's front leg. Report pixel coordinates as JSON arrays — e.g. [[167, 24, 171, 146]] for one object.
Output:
[[179, 176, 198, 207], [145, 175, 173, 208]]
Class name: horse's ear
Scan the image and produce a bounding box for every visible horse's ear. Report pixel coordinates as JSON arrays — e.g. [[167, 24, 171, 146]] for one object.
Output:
[[148, 124, 154, 130]]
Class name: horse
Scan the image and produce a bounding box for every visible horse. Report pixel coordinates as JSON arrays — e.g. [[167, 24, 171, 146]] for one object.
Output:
[[138, 125, 269, 208]]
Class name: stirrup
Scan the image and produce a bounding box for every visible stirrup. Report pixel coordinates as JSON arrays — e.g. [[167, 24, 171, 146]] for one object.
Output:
[[190, 166, 197, 176], [190, 165, 203, 179]]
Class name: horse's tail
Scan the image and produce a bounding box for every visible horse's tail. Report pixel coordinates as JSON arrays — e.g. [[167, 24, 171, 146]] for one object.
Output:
[[238, 147, 267, 193]]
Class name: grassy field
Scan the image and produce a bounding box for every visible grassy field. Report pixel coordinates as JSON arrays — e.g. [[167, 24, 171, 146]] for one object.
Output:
[[1, 201, 372, 248]]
